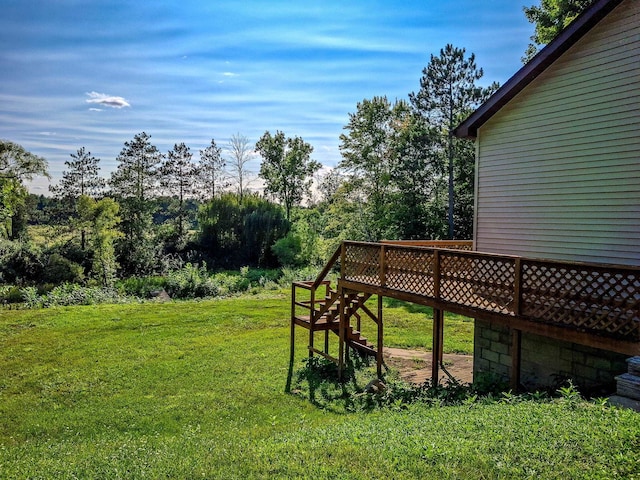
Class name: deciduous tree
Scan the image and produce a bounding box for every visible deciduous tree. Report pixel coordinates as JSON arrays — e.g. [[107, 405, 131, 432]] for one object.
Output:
[[77, 195, 122, 287], [522, 0, 594, 62], [227, 133, 254, 203], [0, 140, 49, 239], [339, 96, 405, 241], [256, 131, 320, 221]]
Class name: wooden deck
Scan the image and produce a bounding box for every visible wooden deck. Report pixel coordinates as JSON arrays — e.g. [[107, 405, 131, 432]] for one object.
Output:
[[290, 240, 640, 387]]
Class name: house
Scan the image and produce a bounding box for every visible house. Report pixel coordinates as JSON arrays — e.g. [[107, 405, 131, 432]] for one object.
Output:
[[454, 0, 639, 392]]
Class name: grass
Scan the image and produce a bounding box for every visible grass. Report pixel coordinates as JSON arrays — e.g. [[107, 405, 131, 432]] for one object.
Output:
[[1, 290, 639, 479]]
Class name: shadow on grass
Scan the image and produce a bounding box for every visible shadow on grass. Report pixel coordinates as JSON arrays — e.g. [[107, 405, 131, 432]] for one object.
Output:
[[382, 297, 433, 315], [286, 355, 598, 413], [288, 355, 377, 413]]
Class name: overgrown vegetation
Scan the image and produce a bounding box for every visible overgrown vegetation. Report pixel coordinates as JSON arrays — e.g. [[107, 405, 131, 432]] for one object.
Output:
[[1, 294, 638, 478]]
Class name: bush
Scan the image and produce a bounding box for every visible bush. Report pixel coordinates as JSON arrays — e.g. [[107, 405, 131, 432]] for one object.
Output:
[[272, 233, 302, 267], [118, 276, 167, 298], [41, 253, 85, 284], [0, 285, 24, 304], [26, 283, 122, 308], [0, 238, 44, 284], [164, 263, 219, 299]]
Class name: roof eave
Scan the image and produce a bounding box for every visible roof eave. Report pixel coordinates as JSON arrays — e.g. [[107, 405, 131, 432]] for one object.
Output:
[[453, 0, 624, 140]]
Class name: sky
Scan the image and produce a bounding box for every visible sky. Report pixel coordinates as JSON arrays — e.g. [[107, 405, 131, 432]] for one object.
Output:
[[1, 0, 534, 194]]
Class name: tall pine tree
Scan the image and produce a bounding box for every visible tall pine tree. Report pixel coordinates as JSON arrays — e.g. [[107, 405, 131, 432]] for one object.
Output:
[[49, 147, 105, 249], [109, 132, 162, 274], [197, 139, 227, 201], [161, 142, 197, 239], [410, 45, 498, 239]]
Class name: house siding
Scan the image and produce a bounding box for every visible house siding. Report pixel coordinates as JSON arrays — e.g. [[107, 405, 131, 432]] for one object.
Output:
[[475, 0, 640, 266]]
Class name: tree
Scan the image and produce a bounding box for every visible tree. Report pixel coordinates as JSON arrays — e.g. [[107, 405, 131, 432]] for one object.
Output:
[[49, 147, 105, 249], [49, 147, 105, 199], [109, 132, 163, 274], [410, 44, 498, 239], [388, 110, 443, 239], [339, 96, 406, 241], [160, 142, 197, 239], [77, 195, 122, 287], [256, 130, 320, 221], [227, 133, 254, 203], [198, 192, 289, 268], [197, 139, 227, 201], [522, 0, 594, 62], [0, 140, 49, 239]]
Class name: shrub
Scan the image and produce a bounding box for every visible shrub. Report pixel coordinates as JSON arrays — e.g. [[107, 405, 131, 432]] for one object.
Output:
[[41, 253, 85, 284], [272, 233, 302, 267]]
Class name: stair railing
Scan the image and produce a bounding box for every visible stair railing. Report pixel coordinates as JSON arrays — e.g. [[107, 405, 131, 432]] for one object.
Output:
[[291, 245, 343, 353]]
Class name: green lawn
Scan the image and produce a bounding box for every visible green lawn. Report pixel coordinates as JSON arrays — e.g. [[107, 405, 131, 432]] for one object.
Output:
[[1, 291, 639, 479]]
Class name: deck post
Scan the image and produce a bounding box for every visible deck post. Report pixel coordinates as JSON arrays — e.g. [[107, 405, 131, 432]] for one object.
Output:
[[290, 283, 296, 364], [432, 308, 444, 385], [377, 295, 383, 377], [308, 287, 315, 358], [380, 245, 387, 287], [511, 329, 522, 391], [338, 284, 346, 381]]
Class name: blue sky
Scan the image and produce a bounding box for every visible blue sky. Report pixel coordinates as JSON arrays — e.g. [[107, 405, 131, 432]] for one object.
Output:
[[1, 1, 533, 193]]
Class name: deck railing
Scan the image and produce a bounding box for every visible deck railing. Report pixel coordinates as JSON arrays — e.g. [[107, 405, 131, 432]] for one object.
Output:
[[340, 241, 640, 348]]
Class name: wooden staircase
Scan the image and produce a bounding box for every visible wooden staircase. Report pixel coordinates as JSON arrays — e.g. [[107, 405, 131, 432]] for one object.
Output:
[[290, 246, 383, 378], [293, 285, 376, 356]]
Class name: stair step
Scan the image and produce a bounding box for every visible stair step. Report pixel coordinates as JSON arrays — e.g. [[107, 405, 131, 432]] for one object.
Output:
[[607, 395, 640, 412], [628, 357, 640, 376], [348, 335, 368, 345], [348, 341, 377, 357], [615, 373, 640, 401]]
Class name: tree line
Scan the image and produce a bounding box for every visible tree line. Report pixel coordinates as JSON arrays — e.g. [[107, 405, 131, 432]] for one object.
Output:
[[1, 2, 592, 288]]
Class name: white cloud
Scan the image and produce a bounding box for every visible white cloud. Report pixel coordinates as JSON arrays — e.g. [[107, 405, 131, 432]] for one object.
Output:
[[88, 107, 103, 112], [85, 91, 130, 109], [222, 72, 237, 77]]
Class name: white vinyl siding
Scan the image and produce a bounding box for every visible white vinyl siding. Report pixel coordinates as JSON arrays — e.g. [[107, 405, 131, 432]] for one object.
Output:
[[475, 0, 640, 266]]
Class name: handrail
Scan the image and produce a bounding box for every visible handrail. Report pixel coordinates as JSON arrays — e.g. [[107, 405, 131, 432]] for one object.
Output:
[[381, 240, 473, 250], [312, 244, 342, 290], [340, 241, 640, 348]]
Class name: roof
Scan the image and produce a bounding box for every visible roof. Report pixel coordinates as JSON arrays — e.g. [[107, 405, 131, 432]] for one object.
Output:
[[453, 0, 625, 139]]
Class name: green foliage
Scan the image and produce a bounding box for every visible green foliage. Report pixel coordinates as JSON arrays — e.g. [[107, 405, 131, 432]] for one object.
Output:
[[339, 96, 406, 241], [198, 192, 289, 268], [78, 195, 123, 287], [109, 132, 163, 275], [256, 130, 320, 220], [0, 238, 44, 284], [522, 0, 594, 62], [273, 208, 327, 267], [410, 44, 499, 239], [271, 232, 302, 267], [197, 138, 227, 201], [20, 283, 122, 308], [163, 262, 221, 298], [49, 147, 105, 199], [0, 140, 49, 239], [160, 142, 198, 239], [41, 253, 85, 284]]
